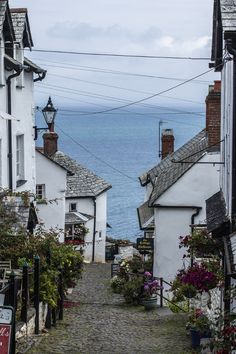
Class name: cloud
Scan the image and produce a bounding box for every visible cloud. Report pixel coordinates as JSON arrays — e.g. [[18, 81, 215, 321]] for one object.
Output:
[[47, 22, 210, 56], [48, 22, 162, 43]]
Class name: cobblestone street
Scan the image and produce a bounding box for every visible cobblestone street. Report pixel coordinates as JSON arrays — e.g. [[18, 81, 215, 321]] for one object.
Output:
[[26, 263, 192, 354]]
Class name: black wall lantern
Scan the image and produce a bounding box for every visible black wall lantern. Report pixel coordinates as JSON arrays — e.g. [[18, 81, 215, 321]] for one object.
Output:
[[34, 97, 57, 140]]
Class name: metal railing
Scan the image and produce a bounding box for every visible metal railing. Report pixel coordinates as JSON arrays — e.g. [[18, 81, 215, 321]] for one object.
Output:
[[157, 277, 188, 313]]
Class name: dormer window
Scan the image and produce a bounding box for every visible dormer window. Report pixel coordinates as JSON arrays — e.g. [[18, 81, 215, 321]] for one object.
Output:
[[69, 203, 77, 212]]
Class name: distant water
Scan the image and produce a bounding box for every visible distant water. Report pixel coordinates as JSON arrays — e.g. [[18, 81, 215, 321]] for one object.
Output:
[[37, 108, 205, 241]]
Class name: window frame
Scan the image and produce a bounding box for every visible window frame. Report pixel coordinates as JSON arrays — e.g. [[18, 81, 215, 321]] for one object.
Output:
[[16, 134, 24, 181]]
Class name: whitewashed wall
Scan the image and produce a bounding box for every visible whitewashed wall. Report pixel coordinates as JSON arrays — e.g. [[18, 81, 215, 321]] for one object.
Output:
[[66, 192, 108, 263], [36, 151, 67, 242], [221, 57, 234, 217], [0, 49, 36, 193], [153, 153, 220, 285]]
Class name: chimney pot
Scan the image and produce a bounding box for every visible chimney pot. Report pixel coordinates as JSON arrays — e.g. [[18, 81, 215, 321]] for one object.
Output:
[[205, 81, 221, 148], [161, 129, 174, 159], [43, 132, 58, 156]]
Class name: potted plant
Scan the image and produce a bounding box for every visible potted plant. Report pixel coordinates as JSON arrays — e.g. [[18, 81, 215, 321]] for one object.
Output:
[[186, 309, 212, 349], [139, 271, 160, 310]]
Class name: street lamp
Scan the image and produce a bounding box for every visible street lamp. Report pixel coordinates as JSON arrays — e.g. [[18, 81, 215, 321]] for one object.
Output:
[[42, 96, 57, 132], [34, 97, 57, 140]]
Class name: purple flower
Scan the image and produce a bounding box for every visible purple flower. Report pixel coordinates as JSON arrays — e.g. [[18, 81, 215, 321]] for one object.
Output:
[[144, 271, 152, 277]]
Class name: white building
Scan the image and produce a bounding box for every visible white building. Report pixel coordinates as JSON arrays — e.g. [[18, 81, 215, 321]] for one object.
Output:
[[206, 0, 236, 315], [0, 2, 46, 233], [35, 127, 112, 263], [35, 148, 68, 243], [0, 3, 46, 193], [138, 82, 221, 285]]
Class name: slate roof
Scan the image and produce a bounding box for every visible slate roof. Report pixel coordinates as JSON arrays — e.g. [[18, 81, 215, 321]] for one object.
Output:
[[51, 151, 112, 198], [220, 0, 236, 31], [0, 1, 7, 34], [137, 201, 154, 230], [10, 8, 33, 47], [139, 129, 209, 206], [206, 190, 229, 232], [65, 211, 93, 224]]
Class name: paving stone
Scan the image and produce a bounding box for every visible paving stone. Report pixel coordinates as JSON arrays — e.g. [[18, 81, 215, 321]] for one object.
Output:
[[21, 263, 193, 354]]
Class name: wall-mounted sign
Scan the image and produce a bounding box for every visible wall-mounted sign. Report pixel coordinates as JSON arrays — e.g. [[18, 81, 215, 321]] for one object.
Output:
[[0, 306, 14, 354], [137, 238, 154, 254], [0, 325, 11, 354]]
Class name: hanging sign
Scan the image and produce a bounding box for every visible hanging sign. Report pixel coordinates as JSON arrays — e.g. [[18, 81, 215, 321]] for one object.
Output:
[[0, 306, 14, 354], [137, 238, 154, 254]]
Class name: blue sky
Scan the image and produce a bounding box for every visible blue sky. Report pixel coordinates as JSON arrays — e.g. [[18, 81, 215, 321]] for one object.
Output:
[[10, 0, 218, 111]]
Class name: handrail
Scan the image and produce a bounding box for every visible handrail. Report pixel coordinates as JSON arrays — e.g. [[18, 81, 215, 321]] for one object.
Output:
[[158, 277, 188, 313]]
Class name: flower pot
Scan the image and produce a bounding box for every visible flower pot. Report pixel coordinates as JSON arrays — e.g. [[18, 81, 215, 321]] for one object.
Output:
[[190, 328, 201, 349], [141, 297, 157, 310]]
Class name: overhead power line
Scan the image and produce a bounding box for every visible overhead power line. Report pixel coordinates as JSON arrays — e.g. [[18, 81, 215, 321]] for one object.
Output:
[[35, 89, 203, 128], [55, 124, 137, 182], [36, 82, 205, 116], [36, 59, 211, 83], [45, 67, 214, 116], [27, 48, 210, 60]]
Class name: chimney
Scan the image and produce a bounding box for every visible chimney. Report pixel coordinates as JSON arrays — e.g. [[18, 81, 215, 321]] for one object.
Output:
[[161, 129, 174, 159], [43, 132, 58, 156], [205, 80, 221, 149]]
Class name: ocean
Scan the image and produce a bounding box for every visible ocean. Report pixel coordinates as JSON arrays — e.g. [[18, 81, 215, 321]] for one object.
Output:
[[40, 108, 205, 241]]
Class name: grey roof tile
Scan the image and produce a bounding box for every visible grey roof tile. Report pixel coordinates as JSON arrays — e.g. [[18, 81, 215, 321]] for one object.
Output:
[[220, 0, 236, 31], [206, 190, 229, 232], [10, 11, 26, 42], [137, 200, 154, 230], [140, 130, 208, 206], [51, 151, 112, 198], [0, 1, 7, 34]]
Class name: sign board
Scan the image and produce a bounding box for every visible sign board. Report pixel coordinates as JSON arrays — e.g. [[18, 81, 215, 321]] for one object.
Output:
[[137, 238, 154, 254], [111, 263, 120, 277], [0, 325, 11, 354], [0, 306, 14, 354]]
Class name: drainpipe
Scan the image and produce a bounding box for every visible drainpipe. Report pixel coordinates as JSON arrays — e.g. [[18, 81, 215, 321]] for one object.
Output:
[[7, 68, 23, 190], [225, 40, 236, 227], [92, 197, 97, 262], [190, 207, 202, 266]]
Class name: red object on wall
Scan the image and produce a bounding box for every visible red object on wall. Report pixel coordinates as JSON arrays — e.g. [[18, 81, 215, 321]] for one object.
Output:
[[0, 325, 11, 354]]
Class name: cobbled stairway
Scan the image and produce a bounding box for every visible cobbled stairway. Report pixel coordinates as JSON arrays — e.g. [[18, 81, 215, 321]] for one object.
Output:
[[25, 263, 192, 354]]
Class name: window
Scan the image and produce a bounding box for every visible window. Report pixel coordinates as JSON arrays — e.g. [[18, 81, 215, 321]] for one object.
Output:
[[98, 231, 102, 238], [36, 184, 46, 200], [16, 135, 24, 180], [69, 203, 77, 212], [65, 223, 85, 245]]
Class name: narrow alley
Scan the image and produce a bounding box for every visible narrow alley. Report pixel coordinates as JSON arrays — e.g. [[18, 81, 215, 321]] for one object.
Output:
[[26, 263, 192, 354]]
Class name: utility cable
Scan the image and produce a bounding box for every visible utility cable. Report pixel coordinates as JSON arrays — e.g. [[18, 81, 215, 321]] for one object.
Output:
[[26, 48, 210, 60], [55, 124, 138, 183], [35, 89, 202, 128], [36, 82, 205, 117], [35, 59, 211, 83], [45, 67, 215, 116]]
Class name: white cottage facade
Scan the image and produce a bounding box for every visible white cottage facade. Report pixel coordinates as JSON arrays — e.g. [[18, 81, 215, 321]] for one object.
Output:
[[0, 3, 46, 194], [138, 81, 221, 286], [36, 129, 112, 263]]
